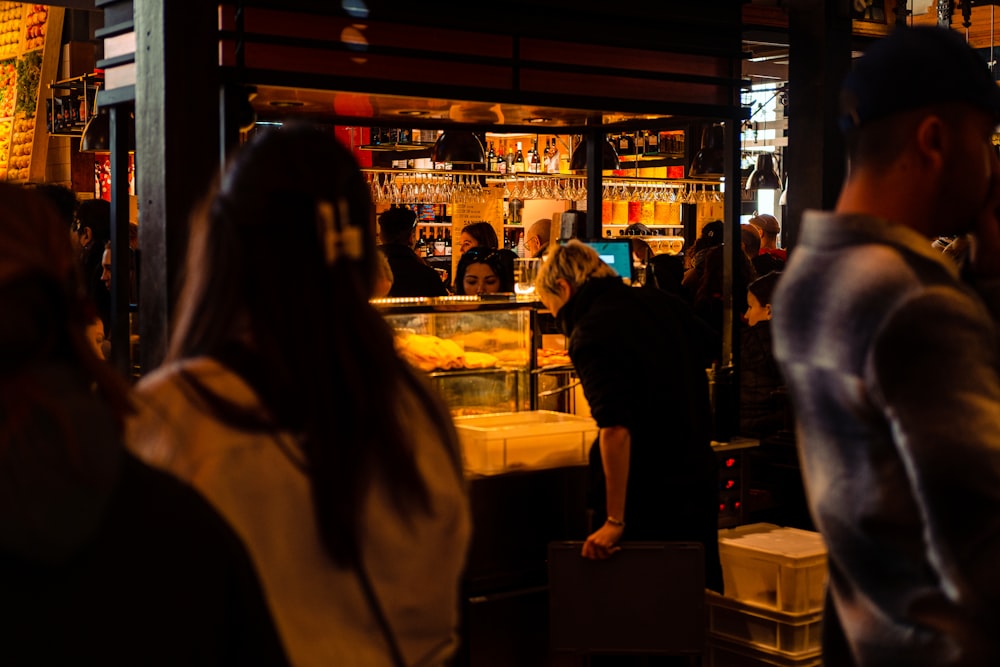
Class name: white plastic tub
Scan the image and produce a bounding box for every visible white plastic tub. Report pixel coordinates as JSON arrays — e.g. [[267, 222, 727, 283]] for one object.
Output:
[[453, 410, 597, 475], [718, 523, 828, 614]]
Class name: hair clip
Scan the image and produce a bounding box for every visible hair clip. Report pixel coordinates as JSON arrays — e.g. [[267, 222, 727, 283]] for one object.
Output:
[[318, 198, 363, 266]]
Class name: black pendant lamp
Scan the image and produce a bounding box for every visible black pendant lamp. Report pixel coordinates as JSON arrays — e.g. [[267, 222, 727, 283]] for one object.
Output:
[[80, 105, 136, 154], [688, 124, 725, 178], [569, 137, 621, 171], [80, 107, 111, 153], [431, 131, 485, 164], [746, 153, 781, 190]]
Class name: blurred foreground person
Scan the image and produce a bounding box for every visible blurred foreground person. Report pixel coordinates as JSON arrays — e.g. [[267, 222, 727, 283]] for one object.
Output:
[[0, 182, 288, 666], [128, 123, 471, 667], [534, 240, 722, 593], [772, 26, 1000, 666]]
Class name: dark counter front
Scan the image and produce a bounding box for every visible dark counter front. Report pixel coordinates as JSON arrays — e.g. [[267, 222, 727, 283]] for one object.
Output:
[[458, 465, 589, 667]]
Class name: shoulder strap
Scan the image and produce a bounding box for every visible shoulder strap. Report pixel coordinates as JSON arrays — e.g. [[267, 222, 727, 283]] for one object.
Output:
[[356, 560, 407, 667]]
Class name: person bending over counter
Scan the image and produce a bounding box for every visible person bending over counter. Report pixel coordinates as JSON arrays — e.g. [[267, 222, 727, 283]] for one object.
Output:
[[534, 240, 722, 593]]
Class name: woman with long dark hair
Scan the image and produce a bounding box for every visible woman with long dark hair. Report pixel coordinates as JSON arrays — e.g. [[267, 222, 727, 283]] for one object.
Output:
[[128, 123, 471, 667]]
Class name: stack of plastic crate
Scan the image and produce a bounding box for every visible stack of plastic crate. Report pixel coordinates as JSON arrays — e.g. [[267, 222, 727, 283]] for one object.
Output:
[[707, 523, 828, 666]]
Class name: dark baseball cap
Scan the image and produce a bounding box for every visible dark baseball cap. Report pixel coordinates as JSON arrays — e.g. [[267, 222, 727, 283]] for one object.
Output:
[[839, 26, 1000, 133]]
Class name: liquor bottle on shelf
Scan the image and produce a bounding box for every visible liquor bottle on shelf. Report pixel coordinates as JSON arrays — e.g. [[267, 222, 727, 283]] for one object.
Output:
[[416, 227, 427, 254], [634, 131, 645, 155], [496, 140, 508, 174], [513, 142, 525, 173], [644, 130, 659, 155], [549, 136, 562, 174], [487, 142, 497, 171], [530, 140, 541, 173], [617, 133, 630, 156]]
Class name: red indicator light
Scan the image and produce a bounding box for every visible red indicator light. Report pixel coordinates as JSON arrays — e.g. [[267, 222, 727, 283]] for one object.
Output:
[[725, 479, 736, 490], [725, 457, 736, 468]]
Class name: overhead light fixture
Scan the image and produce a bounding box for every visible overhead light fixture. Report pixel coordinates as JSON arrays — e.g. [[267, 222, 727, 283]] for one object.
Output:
[[689, 123, 724, 178], [79, 106, 110, 153], [431, 130, 485, 164], [746, 153, 781, 190], [79, 104, 136, 154], [569, 137, 620, 171]]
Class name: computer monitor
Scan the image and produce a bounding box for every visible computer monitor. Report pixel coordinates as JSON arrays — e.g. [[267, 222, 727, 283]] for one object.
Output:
[[580, 239, 634, 282]]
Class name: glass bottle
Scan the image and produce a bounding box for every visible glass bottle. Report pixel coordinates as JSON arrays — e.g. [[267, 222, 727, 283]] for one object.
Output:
[[645, 130, 659, 155], [513, 141, 525, 174]]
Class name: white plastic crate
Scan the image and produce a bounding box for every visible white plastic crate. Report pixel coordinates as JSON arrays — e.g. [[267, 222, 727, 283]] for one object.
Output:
[[707, 591, 822, 656], [453, 410, 597, 475], [707, 635, 822, 667], [718, 523, 827, 613]]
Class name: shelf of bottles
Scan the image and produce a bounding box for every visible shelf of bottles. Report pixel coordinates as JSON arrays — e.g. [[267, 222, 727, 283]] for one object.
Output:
[[361, 123, 720, 260], [360, 127, 436, 151], [600, 178, 723, 228], [46, 71, 101, 137]]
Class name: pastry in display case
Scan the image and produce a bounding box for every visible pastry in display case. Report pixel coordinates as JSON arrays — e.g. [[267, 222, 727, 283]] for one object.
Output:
[[374, 296, 535, 416], [375, 295, 597, 476]]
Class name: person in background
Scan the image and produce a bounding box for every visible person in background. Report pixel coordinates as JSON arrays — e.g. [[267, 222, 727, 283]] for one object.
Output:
[[456, 221, 499, 255], [684, 219, 723, 273], [646, 252, 688, 302], [454, 246, 516, 295], [534, 240, 722, 595], [524, 218, 551, 258], [0, 181, 288, 666], [85, 315, 107, 360], [127, 123, 471, 667], [739, 271, 786, 438], [373, 247, 394, 298], [772, 26, 1000, 666], [75, 198, 112, 334], [740, 223, 762, 265], [748, 214, 786, 274], [686, 243, 756, 342], [377, 206, 448, 298]]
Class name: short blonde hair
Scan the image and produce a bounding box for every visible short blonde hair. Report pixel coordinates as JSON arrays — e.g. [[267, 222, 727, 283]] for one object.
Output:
[[536, 239, 617, 299]]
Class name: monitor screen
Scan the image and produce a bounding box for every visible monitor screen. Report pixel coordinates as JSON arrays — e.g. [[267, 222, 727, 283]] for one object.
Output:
[[581, 239, 634, 281]]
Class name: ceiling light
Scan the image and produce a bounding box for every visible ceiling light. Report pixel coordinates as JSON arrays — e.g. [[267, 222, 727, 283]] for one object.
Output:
[[431, 131, 485, 164], [569, 137, 620, 171]]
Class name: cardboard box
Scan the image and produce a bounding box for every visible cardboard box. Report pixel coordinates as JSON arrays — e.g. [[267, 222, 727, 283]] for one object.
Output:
[[718, 523, 827, 613]]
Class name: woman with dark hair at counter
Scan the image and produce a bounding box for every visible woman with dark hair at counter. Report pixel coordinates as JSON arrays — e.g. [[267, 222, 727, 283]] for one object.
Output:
[[456, 221, 499, 255], [127, 123, 471, 667], [454, 246, 516, 295]]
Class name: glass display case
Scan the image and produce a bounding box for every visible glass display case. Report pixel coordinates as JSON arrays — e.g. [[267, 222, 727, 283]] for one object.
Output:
[[374, 295, 536, 416]]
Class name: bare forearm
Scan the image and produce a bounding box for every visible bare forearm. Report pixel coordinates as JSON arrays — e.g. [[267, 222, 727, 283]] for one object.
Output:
[[600, 425, 630, 523]]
